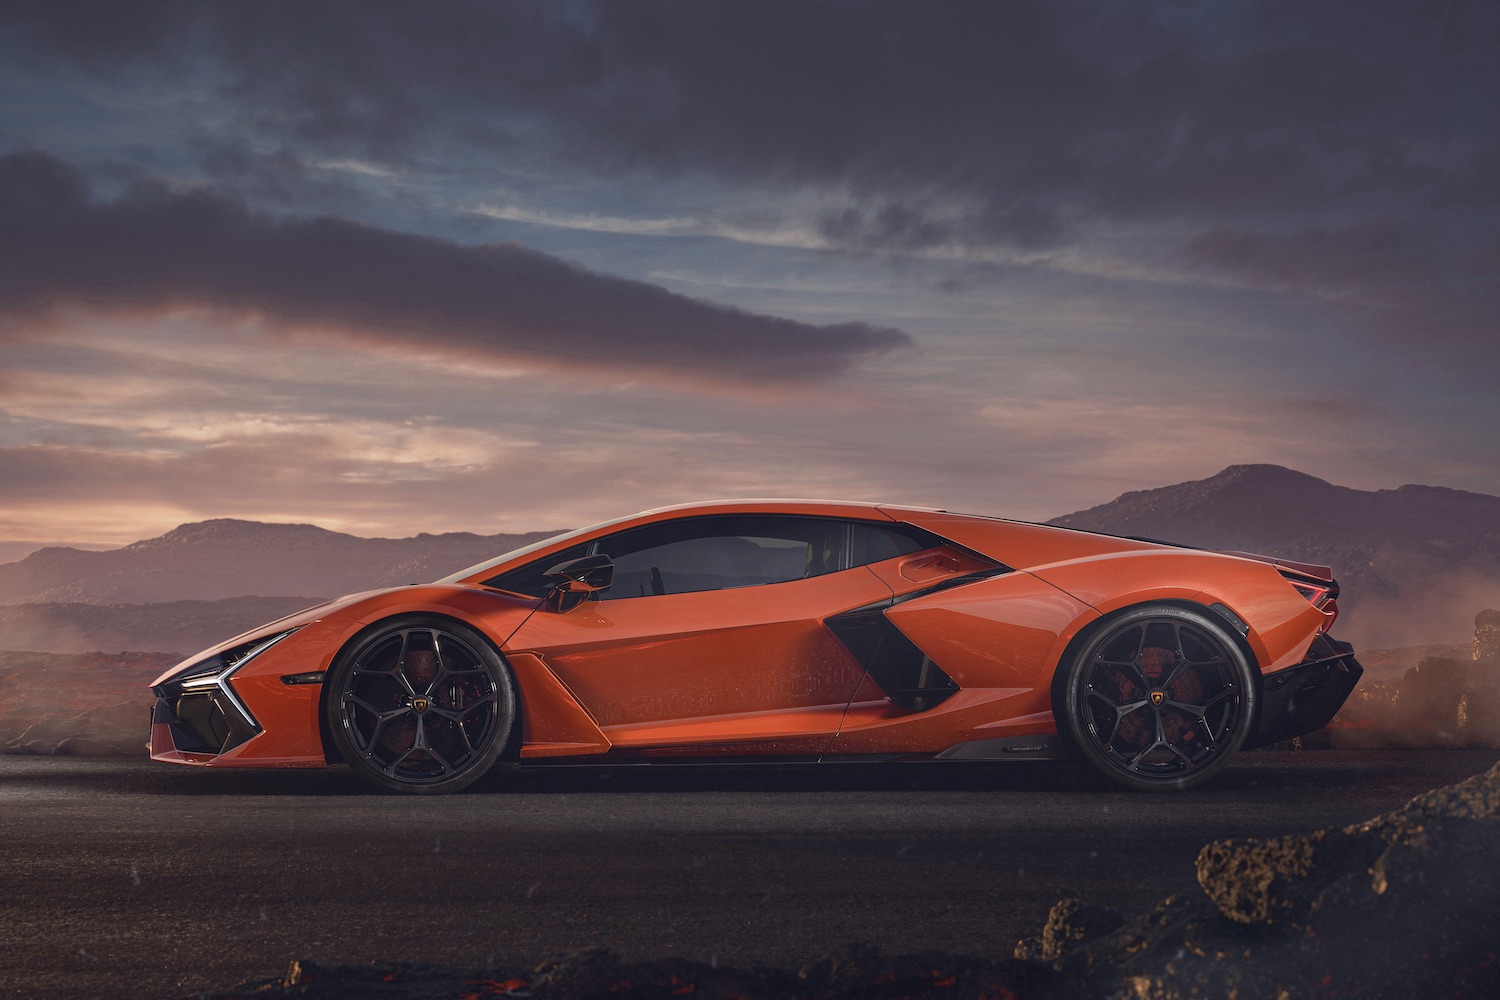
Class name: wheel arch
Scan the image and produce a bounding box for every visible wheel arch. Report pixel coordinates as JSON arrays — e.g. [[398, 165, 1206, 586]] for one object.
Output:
[[1049, 597, 1264, 747], [1053, 597, 1260, 680], [316, 610, 525, 767]]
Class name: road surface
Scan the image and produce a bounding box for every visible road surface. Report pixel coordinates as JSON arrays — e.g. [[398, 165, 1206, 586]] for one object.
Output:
[[2, 750, 1496, 998]]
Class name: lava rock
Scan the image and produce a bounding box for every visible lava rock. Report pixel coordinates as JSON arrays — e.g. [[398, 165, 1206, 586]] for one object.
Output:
[[1475, 609, 1500, 662], [1014, 898, 1124, 960], [1034, 761, 1500, 997]]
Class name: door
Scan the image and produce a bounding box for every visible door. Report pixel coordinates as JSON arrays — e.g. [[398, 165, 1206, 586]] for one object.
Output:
[[505, 515, 894, 754]]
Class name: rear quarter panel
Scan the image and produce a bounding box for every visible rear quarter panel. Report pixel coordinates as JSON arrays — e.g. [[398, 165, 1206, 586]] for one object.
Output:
[[892, 511, 1329, 674], [827, 571, 1096, 755], [1024, 551, 1331, 673]]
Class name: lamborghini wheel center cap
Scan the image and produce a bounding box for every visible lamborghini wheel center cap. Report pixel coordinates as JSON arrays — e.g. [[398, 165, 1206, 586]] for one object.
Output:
[[410, 696, 431, 715], [1149, 689, 1166, 707]]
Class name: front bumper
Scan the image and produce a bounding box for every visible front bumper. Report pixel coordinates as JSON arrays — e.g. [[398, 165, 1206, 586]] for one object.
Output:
[[148, 627, 330, 767], [149, 688, 259, 760], [1245, 633, 1363, 748]]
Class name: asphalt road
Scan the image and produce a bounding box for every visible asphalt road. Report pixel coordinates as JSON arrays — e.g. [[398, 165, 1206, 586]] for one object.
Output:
[[2, 750, 1496, 999]]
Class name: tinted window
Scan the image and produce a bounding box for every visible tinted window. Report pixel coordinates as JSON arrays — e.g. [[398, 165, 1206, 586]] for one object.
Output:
[[597, 516, 846, 600], [482, 542, 591, 598], [850, 522, 931, 565], [483, 515, 942, 601]]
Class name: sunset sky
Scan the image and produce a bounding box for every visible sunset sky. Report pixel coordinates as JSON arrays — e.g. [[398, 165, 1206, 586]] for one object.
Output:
[[2, 1, 1497, 558]]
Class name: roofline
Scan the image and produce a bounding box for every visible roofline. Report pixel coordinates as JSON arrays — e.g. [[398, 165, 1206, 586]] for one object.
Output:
[[635, 498, 947, 517]]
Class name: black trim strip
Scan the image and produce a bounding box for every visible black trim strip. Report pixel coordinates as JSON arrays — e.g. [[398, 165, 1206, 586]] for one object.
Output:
[[280, 671, 326, 686], [889, 566, 1012, 606]]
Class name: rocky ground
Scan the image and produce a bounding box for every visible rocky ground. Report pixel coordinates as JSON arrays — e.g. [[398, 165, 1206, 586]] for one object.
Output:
[[0, 649, 174, 755], [1023, 758, 1500, 998], [184, 761, 1500, 999], [1314, 609, 1500, 750]]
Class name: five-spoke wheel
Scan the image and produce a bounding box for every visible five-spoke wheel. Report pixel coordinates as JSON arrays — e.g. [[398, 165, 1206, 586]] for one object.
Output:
[[325, 616, 516, 793], [1055, 605, 1256, 792]]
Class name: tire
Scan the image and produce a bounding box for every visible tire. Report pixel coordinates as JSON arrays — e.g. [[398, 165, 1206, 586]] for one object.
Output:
[[1054, 605, 1257, 792], [325, 615, 516, 794]]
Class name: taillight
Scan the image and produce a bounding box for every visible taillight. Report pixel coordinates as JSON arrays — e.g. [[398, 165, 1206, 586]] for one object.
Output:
[[1289, 580, 1331, 605], [1284, 573, 1339, 628]]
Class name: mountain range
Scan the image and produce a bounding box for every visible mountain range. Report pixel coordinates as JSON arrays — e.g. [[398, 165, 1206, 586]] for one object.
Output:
[[1, 465, 1497, 654], [0, 519, 557, 606]]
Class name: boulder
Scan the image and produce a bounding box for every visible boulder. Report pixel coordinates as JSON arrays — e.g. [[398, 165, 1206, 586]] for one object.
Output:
[[1014, 898, 1124, 960], [1026, 761, 1500, 997], [1475, 609, 1500, 662]]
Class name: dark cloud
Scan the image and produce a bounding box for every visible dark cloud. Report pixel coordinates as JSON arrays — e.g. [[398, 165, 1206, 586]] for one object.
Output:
[[1188, 220, 1499, 358], [1434, 142, 1500, 207], [588, 6, 1409, 218], [0, 0, 199, 68], [1189, 220, 1440, 294], [0, 151, 907, 378], [7, 1, 1492, 254]]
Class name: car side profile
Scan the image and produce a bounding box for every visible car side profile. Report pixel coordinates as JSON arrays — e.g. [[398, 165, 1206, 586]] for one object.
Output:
[[148, 500, 1362, 793]]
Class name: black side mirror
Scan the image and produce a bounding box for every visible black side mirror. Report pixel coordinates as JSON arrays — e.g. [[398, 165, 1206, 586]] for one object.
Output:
[[544, 554, 614, 611]]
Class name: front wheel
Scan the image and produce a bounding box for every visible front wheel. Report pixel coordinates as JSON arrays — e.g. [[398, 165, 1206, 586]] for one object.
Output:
[[325, 616, 516, 794], [1054, 605, 1257, 792]]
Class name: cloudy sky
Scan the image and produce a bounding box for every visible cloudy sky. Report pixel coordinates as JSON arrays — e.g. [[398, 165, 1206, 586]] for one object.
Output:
[[1, 1, 1497, 555]]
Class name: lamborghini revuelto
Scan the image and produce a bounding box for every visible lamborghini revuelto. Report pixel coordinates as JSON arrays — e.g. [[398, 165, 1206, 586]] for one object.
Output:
[[149, 500, 1362, 793]]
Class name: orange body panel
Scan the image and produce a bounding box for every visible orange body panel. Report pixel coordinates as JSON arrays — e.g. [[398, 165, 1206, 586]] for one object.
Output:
[[888, 511, 1163, 570], [882, 571, 1096, 690], [887, 511, 1330, 673], [1023, 551, 1330, 672], [507, 566, 888, 751], [833, 690, 1056, 754], [508, 651, 612, 757], [863, 546, 999, 595], [829, 571, 1093, 754], [147, 499, 1353, 779]]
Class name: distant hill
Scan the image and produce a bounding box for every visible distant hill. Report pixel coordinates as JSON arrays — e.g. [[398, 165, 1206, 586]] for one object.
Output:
[[0, 520, 560, 607], [1050, 464, 1500, 648]]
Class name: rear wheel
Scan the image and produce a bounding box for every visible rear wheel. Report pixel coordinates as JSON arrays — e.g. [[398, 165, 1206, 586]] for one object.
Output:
[[326, 616, 516, 794], [1055, 605, 1256, 792]]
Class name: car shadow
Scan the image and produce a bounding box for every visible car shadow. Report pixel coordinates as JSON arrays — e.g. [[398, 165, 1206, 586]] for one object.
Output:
[[0, 753, 1104, 796], [13, 748, 1481, 798], [476, 758, 1103, 795]]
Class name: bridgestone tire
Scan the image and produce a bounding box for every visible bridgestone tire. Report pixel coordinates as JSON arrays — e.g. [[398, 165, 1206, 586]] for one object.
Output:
[[1054, 605, 1257, 792], [326, 615, 516, 794]]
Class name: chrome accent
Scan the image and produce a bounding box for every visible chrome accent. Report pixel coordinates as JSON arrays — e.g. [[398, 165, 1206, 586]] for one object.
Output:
[[207, 629, 298, 731]]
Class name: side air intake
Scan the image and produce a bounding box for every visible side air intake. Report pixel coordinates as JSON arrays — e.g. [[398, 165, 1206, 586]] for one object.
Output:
[[825, 605, 959, 712]]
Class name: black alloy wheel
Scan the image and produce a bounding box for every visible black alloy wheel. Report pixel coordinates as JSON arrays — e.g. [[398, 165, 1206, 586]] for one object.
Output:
[[1055, 605, 1257, 792], [326, 616, 516, 793]]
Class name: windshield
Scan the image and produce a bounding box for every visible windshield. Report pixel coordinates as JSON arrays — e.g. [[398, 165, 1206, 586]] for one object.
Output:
[[434, 510, 643, 585]]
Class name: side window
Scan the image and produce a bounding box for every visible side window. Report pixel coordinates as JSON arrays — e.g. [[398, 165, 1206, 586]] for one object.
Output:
[[481, 516, 942, 601], [849, 522, 933, 566], [482, 542, 591, 598], [596, 516, 845, 600]]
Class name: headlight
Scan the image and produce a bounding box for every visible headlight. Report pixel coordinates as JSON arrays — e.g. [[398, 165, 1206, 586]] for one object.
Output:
[[155, 628, 299, 745]]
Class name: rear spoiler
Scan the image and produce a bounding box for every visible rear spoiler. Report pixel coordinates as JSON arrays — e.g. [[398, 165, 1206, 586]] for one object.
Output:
[[1118, 534, 1335, 585], [1216, 549, 1334, 584]]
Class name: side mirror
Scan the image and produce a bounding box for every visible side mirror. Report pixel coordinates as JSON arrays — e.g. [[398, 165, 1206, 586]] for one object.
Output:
[[544, 554, 614, 611]]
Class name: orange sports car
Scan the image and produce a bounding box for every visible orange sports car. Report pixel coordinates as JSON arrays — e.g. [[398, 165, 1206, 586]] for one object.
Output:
[[148, 500, 1361, 793]]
